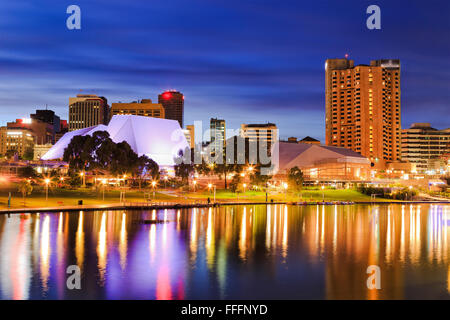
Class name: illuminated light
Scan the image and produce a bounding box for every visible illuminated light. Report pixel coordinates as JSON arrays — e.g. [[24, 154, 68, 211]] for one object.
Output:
[[240, 173, 245, 177], [193, 180, 197, 185], [79, 172, 84, 176], [162, 92, 172, 100], [152, 181, 157, 187], [208, 183, 212, 189], [283, 183, 288, 190], [321, 185, 325, 190], [44, 178, 50, 184], [21, 118, 32, 124], [164, 176, 168, 181]]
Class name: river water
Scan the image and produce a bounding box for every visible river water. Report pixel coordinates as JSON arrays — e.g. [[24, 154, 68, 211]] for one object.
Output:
[[0, 204, 449, 299]]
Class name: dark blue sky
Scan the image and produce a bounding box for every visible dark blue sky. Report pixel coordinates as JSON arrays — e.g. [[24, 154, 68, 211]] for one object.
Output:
[[0, 0, 448, 141]]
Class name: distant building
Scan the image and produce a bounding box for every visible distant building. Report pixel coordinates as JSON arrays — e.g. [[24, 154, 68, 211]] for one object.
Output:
[[401, 123, 450, 173], [210, 118, 226, 157], [158, 90, 184, 128], [34, 143, 53, 160], [7, 118, 53, 145], [273, 141, 370, 181], [69, 94, 109, 131], [325, 58, 401, 168], [240, 123, 278, 153], [55, 120, 68, 142], [0, 127, 35, 158], [110, 99, 165, 119], [299, 136, 320, 145], [183, 124, 195, 149], [31, 109, 61, 133]]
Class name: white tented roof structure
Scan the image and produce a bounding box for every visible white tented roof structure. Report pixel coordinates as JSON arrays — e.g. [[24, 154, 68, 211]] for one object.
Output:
[[272, 141, 370, 173], [42, 115, 189, 166]]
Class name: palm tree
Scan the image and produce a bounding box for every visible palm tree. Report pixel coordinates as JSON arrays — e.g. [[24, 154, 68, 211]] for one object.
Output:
[[18, 179, 33, 206]]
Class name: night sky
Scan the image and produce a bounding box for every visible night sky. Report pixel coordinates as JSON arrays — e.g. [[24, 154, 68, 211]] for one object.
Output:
[[0, 0, 448, 141]]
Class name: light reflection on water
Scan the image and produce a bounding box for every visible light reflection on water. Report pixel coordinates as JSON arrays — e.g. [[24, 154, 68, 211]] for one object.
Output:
[[0, 204, 449, 300]]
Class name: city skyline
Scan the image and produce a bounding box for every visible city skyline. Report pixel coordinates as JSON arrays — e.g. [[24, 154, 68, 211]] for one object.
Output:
[[0, 1, 449, 142]]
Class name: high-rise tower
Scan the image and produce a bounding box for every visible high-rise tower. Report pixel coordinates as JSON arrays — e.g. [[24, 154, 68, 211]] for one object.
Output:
[[158, 90, 184, 127], [325, 58, 401, 167]]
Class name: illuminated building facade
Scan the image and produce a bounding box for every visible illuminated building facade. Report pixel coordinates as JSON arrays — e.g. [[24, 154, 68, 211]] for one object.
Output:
[[7, 118, 53, 145], [401, 123, 450, 173], [183, 124, 195, 149], [69, 94, 109, 131], [240, 123, 278, 153], [325, 58, 401, 168], [210, 118, 225, 157], [158, 90, 184, 128], [0, 127, 35, 158], [110, 99, 165, 119]]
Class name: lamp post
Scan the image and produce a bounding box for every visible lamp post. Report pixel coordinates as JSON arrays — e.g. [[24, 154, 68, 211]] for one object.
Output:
[[243, 183, 247, 194], [80, 171, 85, 187], [193, 180, 197, 192], [283, 182, 288, 201], [152, 181, 157, 199], [45, 178, 50, 204], [164, 176, 168, 189], [102, 179, 107, 201], [321, 185, 325, 201]]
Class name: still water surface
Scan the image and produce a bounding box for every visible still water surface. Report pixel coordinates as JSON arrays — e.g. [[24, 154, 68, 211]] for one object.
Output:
[[0, 204, 449, 299]]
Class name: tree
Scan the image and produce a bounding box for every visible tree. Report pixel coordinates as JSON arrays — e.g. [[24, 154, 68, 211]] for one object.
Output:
[[5, 149, 17, 159], [18, 179, 33, 205], [174, 150, 194, 185], [18, 165, 37, 178], [63, 131, 157, 183], [287, 166, 304, 197], [22, 147, 34, 160]]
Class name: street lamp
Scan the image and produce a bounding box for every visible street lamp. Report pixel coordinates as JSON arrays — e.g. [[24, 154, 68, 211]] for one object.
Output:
[[152, 180, 157, 199], [45, 178, 50, 204], [321, 185, 325, 201], [102, 179, 107, 201], [80, 171, 85, 187], [243, 183, 247, 193], [283, 182, 288, 201], [193, 180, 197, 192], [164, 176, 168, 189]]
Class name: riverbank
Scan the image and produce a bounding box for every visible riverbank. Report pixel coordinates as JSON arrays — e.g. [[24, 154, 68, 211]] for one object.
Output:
[[1, 185, 448, 214], [1, 199, 449, 214]]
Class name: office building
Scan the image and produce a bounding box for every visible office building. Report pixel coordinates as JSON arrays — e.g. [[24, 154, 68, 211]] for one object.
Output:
[[158, 90, 184, 127], [210, 118, 226, 157], [0, 127, 35, 158], [110, 99, 165, 119], [7, 118, 53, 145], [240, 123, 278, 153], [69, 94, 109, 131], [325, 58, 401, 168], [401, 123, 450, 173], [31, 109, 61, 133], [55, 120, 68, 142], [183, 124, 195, 149]]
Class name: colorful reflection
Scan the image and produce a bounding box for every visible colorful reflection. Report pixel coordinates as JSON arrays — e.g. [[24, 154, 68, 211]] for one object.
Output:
[[0, 204, 449, 299]]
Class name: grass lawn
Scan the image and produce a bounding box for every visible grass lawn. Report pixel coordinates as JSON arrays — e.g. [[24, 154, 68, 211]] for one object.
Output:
[[0, 184, 389, 210], [0, 186, 177, 209], [185, 188, 382, 202]]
